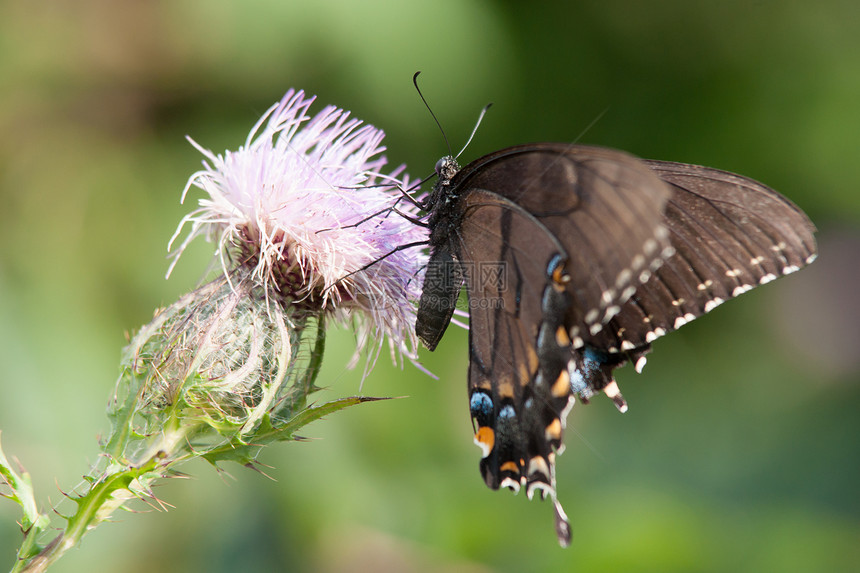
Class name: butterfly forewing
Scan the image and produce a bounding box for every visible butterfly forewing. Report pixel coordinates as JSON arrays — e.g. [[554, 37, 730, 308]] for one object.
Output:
[[589, 161, 818, 354], [648, 160, 817, 273], [452, 145, 676, 339]]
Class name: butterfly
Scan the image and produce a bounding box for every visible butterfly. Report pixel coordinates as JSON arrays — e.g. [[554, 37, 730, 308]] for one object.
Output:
[[414, 143, 817, 546]]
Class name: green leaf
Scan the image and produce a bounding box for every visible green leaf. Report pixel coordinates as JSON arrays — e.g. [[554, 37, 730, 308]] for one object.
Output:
[[200, 396, 389, 466]]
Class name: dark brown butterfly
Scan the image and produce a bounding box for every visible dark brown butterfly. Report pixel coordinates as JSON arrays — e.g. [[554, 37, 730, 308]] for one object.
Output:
[[415, 143, 817, 546]]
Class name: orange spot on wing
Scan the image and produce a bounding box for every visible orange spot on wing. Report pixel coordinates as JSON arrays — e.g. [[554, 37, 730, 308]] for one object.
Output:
[[545, 418, 562, 442], [555, 326, 571, 347], [473, 426, 495, 457], [551, 369, 571, 398], [500, 460, 520, 474]]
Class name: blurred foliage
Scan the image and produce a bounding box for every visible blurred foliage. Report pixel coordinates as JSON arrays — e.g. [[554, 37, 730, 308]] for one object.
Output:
[[1, 1, 858, 572]]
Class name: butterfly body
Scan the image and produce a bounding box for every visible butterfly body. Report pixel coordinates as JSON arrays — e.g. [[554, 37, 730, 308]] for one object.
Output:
[[415, 143, 817, 546]]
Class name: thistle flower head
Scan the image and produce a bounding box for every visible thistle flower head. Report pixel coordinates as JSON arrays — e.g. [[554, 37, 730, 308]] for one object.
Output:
[[169, 90, 427, 368]]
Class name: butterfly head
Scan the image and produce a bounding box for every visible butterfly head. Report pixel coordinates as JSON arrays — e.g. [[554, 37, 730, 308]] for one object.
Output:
[[434, 154, 460, 185]]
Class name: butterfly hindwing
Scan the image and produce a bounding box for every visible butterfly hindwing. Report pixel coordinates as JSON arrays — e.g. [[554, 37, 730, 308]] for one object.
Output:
[[454, 189, 575, 544]]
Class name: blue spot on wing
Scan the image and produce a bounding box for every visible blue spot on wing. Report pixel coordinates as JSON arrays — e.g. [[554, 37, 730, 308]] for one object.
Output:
[[470, 391, 494, 425]]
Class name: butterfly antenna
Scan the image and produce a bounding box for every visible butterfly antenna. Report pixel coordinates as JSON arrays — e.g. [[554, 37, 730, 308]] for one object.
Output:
[[455, 102, 492, 160], [413, 71, 453, 157]]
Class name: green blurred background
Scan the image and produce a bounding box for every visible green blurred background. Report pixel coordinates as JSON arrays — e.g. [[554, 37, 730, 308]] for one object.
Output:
[[1, 1, 858, 571]]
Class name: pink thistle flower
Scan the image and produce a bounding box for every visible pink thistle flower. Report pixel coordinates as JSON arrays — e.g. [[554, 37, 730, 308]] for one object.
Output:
[[169, 90, 428, 369]]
